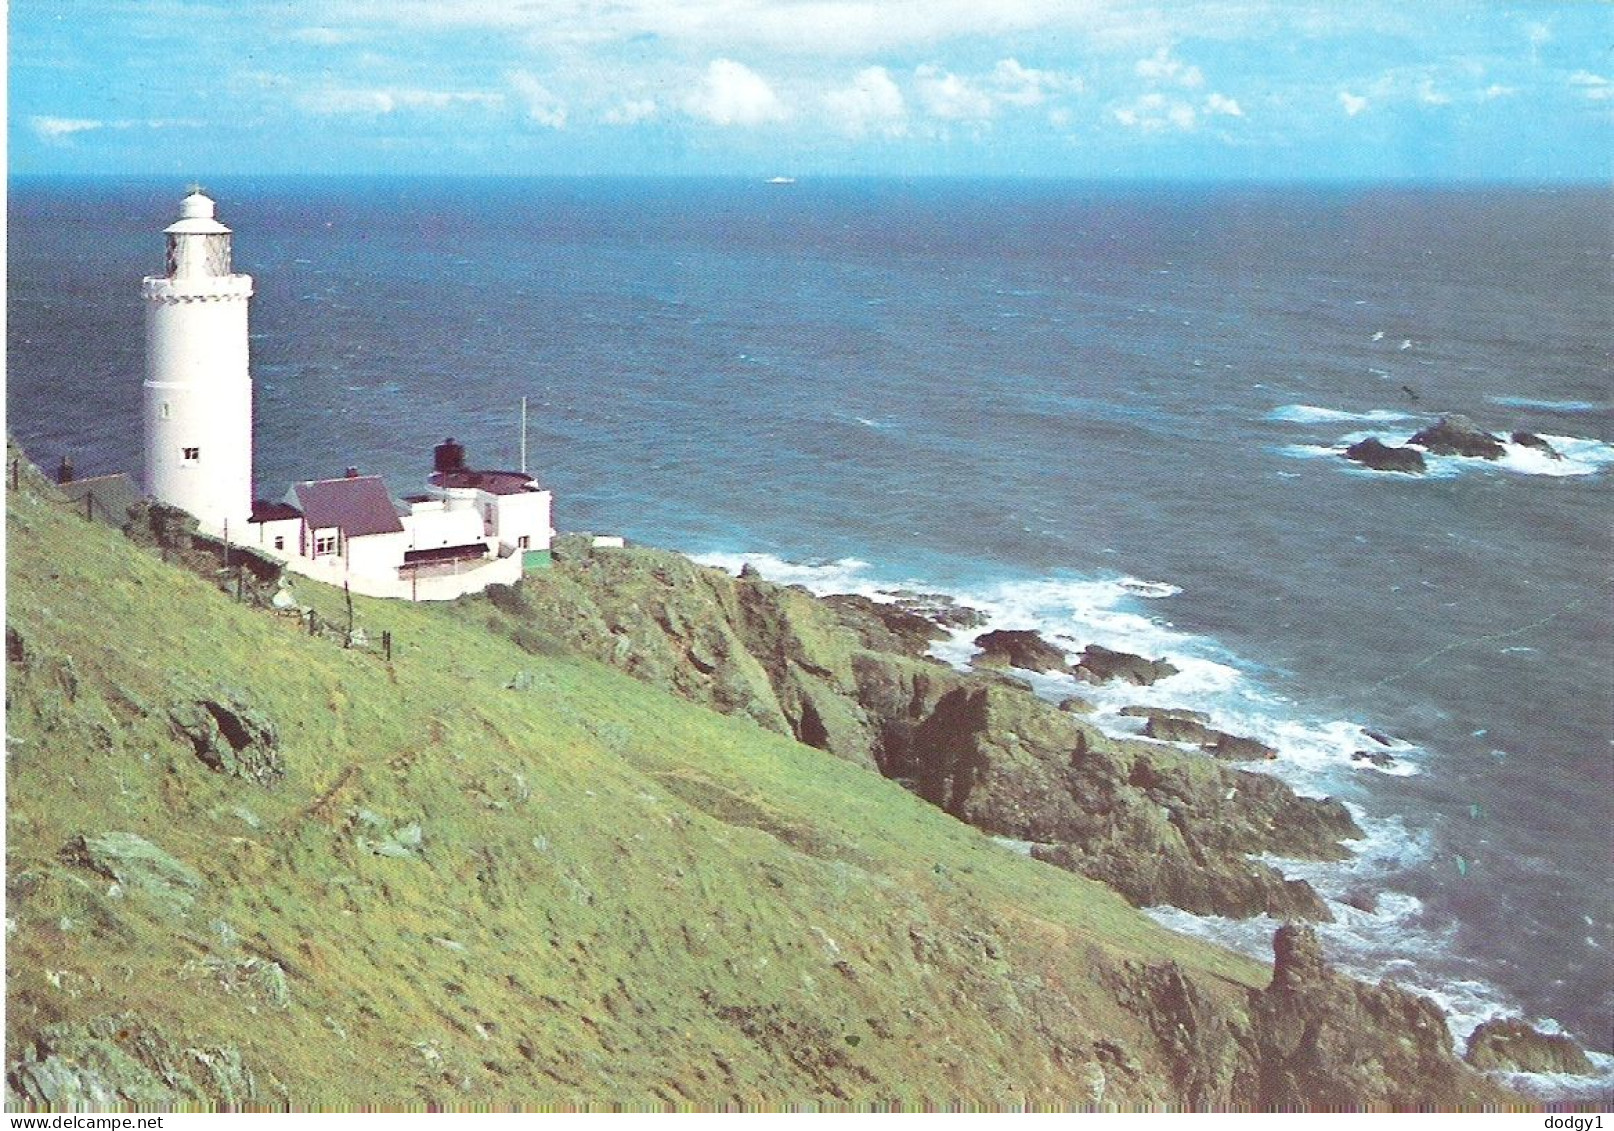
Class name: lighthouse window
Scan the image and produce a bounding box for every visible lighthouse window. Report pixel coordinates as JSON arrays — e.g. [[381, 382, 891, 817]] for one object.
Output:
[[161, 402, 171, 420], [182, 446, 200, 462]]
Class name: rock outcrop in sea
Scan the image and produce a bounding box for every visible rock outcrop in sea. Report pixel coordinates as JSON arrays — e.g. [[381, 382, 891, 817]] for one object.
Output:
[[1343, 437, 1427, 474], [1407, 415, 1507, 459]]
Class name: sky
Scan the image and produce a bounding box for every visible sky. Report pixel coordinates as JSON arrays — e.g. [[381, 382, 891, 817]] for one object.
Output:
[[9, 1, 1612, 179]]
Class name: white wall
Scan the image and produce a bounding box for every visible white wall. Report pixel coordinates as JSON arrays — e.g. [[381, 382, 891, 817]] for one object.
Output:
[[249, 516, 301, 555], [277, 545, 523, 601], [345, 530, 410, 578], [490, 489, 554, 552], [142, 274, 255, 536], [402, 505, 485, 550]]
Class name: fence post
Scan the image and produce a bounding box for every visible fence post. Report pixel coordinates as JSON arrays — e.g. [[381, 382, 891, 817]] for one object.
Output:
[[383, 630, 392, 662]]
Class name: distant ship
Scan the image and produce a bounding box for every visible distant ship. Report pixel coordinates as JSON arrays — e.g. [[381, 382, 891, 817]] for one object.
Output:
[[766, 176, 796, 185]]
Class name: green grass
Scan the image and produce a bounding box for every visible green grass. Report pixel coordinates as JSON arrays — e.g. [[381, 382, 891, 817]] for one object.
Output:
[[6, 462, 1270, 1110]]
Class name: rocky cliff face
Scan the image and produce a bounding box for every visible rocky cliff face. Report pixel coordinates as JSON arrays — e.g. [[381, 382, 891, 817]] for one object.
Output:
[[489, 537, 1360, 922]]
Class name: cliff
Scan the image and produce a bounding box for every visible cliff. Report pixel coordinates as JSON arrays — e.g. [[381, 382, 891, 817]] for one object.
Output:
[[482, 536, 1357, 922], [4, 448, 1520, 1110]]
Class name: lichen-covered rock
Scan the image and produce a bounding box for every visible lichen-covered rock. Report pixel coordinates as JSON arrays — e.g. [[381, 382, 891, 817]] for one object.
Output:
[[1247, 925, 1505, 1110], [821, 594, 946, 657], [7, 1013, 264, 1111], [169, 691, 283, 783], [1075, 645, 1179, 686], [62, 831, 203, 914], [1464, 1018, 1594, 1075]]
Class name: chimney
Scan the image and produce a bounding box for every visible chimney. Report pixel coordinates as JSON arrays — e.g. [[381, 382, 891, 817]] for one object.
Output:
[[345, 466, 359, 478], [433, 437, 467, 474]]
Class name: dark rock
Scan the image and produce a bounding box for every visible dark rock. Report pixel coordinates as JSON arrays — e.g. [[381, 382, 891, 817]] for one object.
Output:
[[1138, 710, 1220, 747], [1035, 839, 1332, 921], [1211, 734, 1278, 762], [1352, 750, 1397, 769], [1116, 926, 1520, 1110], [1247, 925, 1500, 1109], [1122, 708, 1276, 761], [1121, 705, 1210, 724], [1408, 414, 1505, 459], [1363, 729, 1395, 747], [1271, 924, 1331, 992], [970, 629, 1070, 674], [170, 692, 283, 784], [1510, 431, 1563, 459], [7, 626, 26, 666], [738, 561, 762, 580], [1342, 889, 1378, 914], [884, 590, 989, 630], [821, 593, 945, 658], [1075, 645, 1179, 687], [1343, 438, 1427, 474], [1464, 1018, 1594, 1075], [1058, 695, 1096, 714]]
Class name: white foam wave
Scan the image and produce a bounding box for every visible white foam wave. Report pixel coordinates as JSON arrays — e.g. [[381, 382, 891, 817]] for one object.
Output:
[[1490, 1049, 1614, 1101], [1268, 404, 1419, 425], [1486, 396, 1606, 414], [691, 551, 886, 596]]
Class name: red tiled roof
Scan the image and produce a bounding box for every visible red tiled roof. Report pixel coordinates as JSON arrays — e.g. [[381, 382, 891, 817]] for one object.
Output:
[[293, 476, 404, 537]]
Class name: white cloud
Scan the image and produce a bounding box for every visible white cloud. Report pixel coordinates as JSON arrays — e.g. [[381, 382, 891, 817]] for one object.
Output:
[[509, 72, 568, 128], [1135, 46, 1203, 90], [1113, 92, 1196, 132], [289, 26, 361, 45], [304, 87, 505, 115], [603, 98, 659, 126], [31, 116, 104, 140], [990, 58, 1082, 107], [1417, 79, 1451, 106], [822, 66, 906, 138], [915, 65, 994, 122], [1204, 92, 1242, 118], [1339, 91, 1368, 117], [1569, 71, 1614, 102], [1482, 84, 1516, 101], [687, 59, 787, 126]]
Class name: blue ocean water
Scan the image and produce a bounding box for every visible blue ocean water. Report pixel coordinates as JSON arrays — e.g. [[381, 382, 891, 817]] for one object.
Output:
[[9, 177, 1612, 1087]]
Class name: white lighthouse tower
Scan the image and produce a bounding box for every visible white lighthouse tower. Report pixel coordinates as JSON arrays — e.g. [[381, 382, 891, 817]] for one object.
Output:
[[141, 190, 254, 536]]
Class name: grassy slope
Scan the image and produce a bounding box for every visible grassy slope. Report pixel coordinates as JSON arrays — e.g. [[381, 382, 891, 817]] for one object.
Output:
[[6, 468, 1271, 1109]]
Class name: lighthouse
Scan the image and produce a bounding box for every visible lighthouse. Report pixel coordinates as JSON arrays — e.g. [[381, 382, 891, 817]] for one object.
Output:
[[141, 190, 254, 536]]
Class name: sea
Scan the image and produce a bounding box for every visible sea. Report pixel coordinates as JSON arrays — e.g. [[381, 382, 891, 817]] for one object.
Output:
[[8, 177, 1611, 1097]]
